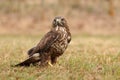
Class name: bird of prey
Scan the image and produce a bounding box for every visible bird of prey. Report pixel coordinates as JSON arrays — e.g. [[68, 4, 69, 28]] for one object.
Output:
[[15, 16, 71, 67]]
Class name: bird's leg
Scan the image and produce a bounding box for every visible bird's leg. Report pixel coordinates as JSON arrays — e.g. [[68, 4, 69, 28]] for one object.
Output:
[[40, 53, 52, 67], [51, 56, 57, 65], [48, 61, 53, 67], [47, 56, 53, 67]]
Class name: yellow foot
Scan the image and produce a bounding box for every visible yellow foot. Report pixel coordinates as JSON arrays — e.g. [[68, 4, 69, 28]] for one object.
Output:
[[48, 61, 53, 67]]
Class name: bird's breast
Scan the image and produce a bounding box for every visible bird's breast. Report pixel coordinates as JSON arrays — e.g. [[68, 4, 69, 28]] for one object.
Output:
[[50, 29, 69, 55]]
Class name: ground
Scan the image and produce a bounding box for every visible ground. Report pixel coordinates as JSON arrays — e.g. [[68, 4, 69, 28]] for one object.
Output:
[[0, 34, 120, 80]]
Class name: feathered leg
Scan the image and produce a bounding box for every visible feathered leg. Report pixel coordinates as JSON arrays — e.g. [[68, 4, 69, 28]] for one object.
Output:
[[40, 53, 53, 66], [51, 55, 57, 65]]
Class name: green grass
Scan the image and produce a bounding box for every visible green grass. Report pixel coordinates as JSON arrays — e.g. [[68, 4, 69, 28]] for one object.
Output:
[[0, 34, 120, 80]]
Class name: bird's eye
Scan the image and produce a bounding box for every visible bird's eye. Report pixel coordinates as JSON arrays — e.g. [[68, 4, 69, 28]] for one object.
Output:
[[61, 18, 64, 21], [54, 19, 56, 22]]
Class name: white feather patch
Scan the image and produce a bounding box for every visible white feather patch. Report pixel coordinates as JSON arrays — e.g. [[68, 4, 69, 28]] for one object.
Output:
[[56, 26, 59, 31]]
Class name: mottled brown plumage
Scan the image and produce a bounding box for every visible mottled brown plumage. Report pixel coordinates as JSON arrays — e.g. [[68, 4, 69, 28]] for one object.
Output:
[[15, 16, 71, 66]]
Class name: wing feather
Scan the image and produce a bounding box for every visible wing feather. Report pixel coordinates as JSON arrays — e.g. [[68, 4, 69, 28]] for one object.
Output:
[[29, 31, 60, 56]]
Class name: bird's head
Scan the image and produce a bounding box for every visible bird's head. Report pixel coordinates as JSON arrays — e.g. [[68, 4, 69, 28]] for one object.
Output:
[[52, 16, 67, 27]]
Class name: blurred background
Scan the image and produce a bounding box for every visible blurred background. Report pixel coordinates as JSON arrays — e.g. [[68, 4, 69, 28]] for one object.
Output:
[[0, 0, 120, 35]]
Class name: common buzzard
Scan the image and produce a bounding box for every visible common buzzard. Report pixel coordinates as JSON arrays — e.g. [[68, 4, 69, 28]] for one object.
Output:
[[15, 16, 71, 66]]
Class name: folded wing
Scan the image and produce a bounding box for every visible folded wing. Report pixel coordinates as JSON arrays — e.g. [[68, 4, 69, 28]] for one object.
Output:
[[28, 31, 60, 57]]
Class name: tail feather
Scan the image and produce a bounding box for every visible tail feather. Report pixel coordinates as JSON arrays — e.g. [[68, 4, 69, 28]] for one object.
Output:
[[14, 53, 41, 67]]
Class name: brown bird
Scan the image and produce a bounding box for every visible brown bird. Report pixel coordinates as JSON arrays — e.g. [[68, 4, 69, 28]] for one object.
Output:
[[15, 16, 71, 67]]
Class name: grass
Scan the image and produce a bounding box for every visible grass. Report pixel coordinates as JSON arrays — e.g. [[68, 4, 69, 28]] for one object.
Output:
[[0, 34, 120, 80]]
